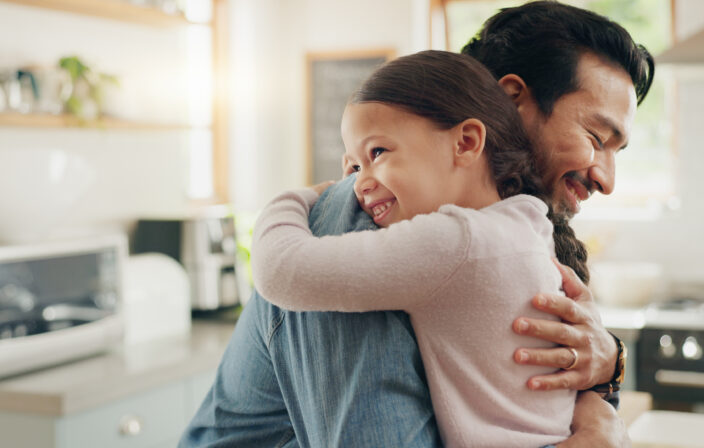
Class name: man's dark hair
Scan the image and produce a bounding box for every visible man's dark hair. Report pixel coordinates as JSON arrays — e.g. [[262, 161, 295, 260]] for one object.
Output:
[[462, 0, 655, 116], [352, 50, 589, 283]]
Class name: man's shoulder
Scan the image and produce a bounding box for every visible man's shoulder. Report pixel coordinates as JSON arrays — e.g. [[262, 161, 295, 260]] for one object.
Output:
[[309, 175, 376, 237]]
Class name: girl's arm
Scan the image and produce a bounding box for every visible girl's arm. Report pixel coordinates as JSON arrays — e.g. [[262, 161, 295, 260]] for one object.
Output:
[[251, 188, 468, 312]]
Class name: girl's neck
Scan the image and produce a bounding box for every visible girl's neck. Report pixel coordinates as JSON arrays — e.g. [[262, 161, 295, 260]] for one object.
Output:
[[454, 157, 502, 210]]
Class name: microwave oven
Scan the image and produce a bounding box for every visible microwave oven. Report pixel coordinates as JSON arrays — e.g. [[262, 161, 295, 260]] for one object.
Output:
[[0, 234, 126, 378]]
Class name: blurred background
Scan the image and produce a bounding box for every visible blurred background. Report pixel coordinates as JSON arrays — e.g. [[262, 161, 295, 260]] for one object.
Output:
[[1, 1, 703, 447]]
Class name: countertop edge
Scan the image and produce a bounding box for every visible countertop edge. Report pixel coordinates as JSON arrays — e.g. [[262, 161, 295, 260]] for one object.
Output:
[[0, 320, 235, 417]]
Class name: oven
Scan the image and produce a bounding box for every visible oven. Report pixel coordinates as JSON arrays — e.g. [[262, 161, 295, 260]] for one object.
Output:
[[637, 298, 704, 410]]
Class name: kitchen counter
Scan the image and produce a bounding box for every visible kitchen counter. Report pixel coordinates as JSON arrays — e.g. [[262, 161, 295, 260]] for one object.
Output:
[[598, 304, 646, 341], [629, 410, 704, 448], [0, 320, 235, 417]]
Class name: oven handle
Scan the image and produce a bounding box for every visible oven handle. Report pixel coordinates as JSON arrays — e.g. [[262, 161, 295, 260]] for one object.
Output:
[[655, 369, 704, 388]]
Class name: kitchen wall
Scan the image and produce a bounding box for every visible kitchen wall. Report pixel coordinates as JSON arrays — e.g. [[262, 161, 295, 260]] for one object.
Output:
[[227, 0, 429, 211]]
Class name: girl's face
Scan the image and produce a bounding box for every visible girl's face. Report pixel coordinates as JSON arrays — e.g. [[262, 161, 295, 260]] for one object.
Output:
[[341, 102, 467, 227]]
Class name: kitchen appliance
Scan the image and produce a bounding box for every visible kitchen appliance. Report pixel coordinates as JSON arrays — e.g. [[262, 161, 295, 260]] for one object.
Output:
[[123, 253, 191, 345], [0, 234, 126, 378], [637, 295, 704, 409], [132, 205, 240, 311]]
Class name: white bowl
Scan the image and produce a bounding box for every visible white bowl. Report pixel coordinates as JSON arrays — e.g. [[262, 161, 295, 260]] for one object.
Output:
[[590, 261, 664, 308], [0, 148, 95, 244]]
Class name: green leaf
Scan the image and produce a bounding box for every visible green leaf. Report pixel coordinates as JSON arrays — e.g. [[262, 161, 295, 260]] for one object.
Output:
[[59, 56, 90, 81]]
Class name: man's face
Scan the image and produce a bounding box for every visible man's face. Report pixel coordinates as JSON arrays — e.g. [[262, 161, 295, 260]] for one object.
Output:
[[518, 52, 638, 217]]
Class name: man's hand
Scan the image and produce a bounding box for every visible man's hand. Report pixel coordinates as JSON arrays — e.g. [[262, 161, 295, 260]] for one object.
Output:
[[512, 259, 618, 390], [557, 391, 630, 447]]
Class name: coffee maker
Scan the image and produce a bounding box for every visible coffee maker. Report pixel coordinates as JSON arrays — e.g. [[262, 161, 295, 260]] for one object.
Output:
[[132, 206, 240, 310]]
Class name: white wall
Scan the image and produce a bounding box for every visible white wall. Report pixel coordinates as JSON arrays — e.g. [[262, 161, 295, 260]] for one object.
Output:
[[228, 0, 428, 210], [675, 0, 704, 41]]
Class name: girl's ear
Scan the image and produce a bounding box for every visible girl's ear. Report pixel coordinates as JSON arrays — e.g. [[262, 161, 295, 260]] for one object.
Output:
[[454, 118, 486, 167]]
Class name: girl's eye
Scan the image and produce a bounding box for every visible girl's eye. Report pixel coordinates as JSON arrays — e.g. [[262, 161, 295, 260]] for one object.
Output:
[[352, 165, 360, 172], [371, 147, 386, 159]]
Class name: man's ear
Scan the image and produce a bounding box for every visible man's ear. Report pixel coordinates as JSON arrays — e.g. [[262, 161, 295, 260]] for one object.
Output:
[[498, 73, 540, 126], [454, 118, 486, 167]]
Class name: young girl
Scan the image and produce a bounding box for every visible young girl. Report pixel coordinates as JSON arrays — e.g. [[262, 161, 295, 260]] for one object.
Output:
[[251, 50, 588, 448]]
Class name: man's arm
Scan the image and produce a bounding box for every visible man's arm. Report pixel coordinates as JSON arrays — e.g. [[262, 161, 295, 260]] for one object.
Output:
[[512, 260, 618, 391], [557, 391, 630, 448]]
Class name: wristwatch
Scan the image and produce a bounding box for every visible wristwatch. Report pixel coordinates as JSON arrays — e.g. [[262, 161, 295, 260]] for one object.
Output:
[[590, 332, 627, 396]]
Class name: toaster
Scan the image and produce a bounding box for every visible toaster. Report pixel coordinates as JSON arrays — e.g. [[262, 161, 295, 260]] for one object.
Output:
[[0, 234, 126, 378], [132, 205, 241, 311]]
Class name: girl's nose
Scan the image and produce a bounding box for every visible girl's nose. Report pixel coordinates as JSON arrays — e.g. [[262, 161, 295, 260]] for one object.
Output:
[[354, 172, 377, 197]]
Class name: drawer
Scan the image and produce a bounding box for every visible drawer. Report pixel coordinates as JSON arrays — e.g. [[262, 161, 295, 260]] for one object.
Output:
[[61, 381, 187, 448]]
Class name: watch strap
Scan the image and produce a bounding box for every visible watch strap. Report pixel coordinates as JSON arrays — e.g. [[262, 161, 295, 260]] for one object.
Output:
[[589, 332, 626, 396]]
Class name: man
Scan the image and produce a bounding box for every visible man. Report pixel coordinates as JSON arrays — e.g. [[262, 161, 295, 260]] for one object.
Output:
[[180, 2, 654, 447]]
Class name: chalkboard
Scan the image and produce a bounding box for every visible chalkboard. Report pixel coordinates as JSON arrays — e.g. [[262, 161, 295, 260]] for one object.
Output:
[[306, 50, 394, 184]]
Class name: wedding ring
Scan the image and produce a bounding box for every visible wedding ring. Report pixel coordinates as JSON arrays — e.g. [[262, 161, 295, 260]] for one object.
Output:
[[564, 347, 579, 370]]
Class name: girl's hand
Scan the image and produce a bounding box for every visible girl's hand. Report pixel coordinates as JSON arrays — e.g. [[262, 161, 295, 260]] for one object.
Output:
[[311, 180, 335, 196]]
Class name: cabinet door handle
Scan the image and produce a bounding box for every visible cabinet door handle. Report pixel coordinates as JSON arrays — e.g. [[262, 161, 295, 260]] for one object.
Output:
[[655, 369, 704, 388], [119, 414, 144, 436]]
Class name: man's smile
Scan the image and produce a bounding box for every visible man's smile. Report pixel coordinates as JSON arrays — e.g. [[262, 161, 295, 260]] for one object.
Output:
[[562, 174, 592, 214]]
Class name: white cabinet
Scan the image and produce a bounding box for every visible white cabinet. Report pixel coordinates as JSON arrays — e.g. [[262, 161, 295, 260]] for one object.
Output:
[[184, 370, 217, 420], [0, 370, 214, 448], [0, 322, 233, 448]]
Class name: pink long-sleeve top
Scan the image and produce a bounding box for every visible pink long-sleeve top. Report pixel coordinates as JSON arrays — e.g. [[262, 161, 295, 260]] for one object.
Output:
[[252, 188, 575, 448]]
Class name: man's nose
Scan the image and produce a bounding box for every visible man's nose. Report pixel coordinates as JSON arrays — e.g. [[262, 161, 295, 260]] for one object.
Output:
[[589, 150, 616, 195]]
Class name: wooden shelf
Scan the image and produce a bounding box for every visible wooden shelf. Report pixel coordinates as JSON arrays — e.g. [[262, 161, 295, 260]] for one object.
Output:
[[0, 112, 197, 130], [0, 0, 209, 27], [0, 0, 228, 201]]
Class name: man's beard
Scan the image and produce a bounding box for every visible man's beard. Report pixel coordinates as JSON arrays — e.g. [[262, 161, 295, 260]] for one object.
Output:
[[552, 193, 576, 219]]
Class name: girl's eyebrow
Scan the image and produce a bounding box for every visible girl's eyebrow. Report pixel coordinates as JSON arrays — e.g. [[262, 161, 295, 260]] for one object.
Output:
[[359, 135, 386, 147]]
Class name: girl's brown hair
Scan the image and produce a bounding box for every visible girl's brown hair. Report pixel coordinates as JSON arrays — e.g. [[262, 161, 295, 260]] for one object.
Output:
[[352, 50, 589, 283]]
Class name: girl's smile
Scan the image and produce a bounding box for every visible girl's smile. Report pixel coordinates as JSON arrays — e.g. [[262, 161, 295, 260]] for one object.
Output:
[[341, 102, 462, 227], [367, 198, 396, 225]]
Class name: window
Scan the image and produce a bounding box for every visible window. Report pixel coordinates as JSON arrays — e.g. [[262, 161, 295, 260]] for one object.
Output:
[[441, 0, 677, 220]]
